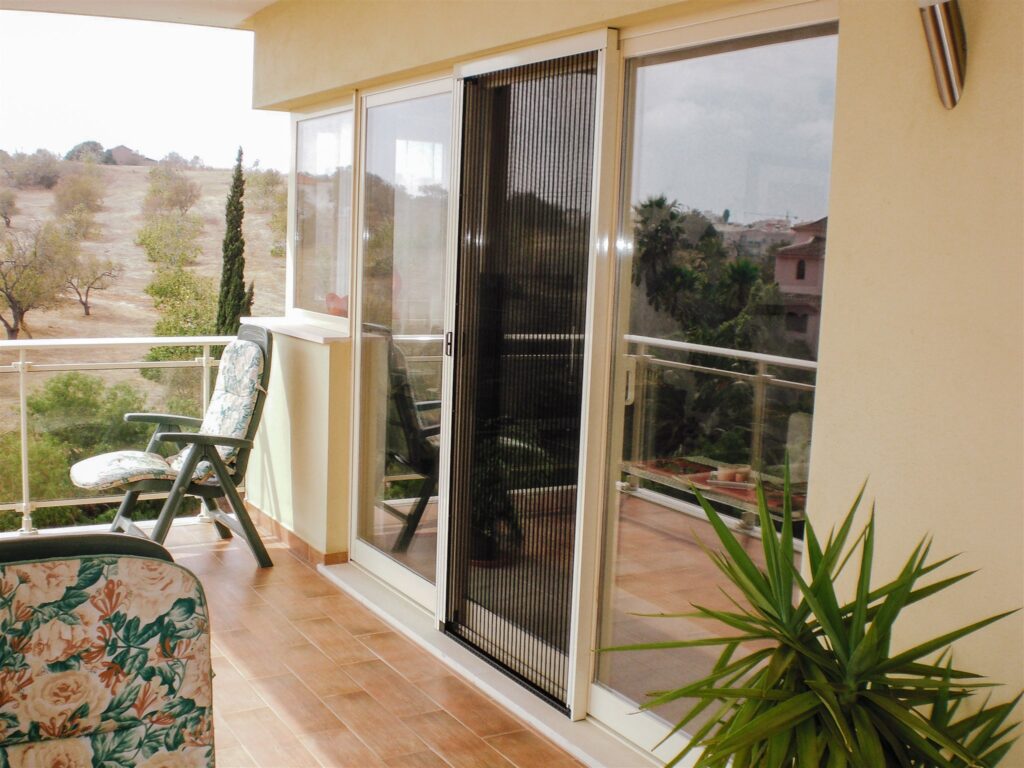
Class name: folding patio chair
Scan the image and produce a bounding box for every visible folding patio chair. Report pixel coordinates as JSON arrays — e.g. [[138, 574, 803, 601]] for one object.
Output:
[[70, 324, 273, 567]]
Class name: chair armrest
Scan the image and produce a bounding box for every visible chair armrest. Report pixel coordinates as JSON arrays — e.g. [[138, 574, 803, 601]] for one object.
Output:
[[155, 432, 253, 450], [415, 400, 442, 412], [125, 412, 204, 428]]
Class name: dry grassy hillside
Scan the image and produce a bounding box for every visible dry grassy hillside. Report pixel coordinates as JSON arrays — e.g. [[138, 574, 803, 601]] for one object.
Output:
[[7, 163, 285, 342]]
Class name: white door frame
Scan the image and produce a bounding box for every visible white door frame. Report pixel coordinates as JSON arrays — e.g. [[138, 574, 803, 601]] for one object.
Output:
[[349, 75, 455, 611], [584, 0, 838, 754]]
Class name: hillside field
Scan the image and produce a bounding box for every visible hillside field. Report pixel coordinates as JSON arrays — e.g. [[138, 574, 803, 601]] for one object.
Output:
[[5, 163, 285, 343], [0, 164, 287, 435]]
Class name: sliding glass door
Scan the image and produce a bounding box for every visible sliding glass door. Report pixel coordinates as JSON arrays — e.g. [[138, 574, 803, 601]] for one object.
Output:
[[593, 26, 838, 752], [353, 80, 453, 605]]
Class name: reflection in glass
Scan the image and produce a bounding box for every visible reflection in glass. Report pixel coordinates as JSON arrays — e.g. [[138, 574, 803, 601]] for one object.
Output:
[[357, 91, 451, 584], [294, 111, 354, 316], [597, 29, 837, 728]]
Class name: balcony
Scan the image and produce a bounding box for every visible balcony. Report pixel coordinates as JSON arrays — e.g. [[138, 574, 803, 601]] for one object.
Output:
[[0, 333, 586, 766], [0, 330, 795, 759]]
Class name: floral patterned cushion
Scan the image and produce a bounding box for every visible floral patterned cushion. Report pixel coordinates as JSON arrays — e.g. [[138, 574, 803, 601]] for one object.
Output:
[[0, 555, 213, 767], [70, 451, 179, 492], [69, 451, 223, 493], [188, 338, 264, 466]]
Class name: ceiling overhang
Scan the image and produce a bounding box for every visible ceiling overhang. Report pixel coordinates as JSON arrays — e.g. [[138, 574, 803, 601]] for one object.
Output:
[[0, 0, 278, 29]]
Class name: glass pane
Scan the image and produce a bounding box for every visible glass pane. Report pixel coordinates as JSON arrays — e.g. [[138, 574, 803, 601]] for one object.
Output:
[[597, 29, 837, 728], [294, 111, 354, 317], [0, 343, 216, 531], [0, 357, 22, 528], [356, 90, 451, 584]]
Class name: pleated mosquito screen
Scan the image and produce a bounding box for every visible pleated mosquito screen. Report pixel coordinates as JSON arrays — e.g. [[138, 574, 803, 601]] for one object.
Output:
[[447, 51, 598, 708]]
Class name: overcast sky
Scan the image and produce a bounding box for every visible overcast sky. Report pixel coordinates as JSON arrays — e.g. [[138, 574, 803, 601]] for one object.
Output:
[[0, 10, 290, 169], [632, 33, 838, 225]]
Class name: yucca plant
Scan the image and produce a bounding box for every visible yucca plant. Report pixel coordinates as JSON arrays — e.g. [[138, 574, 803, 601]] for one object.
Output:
[[604, 472, 1020, 767]]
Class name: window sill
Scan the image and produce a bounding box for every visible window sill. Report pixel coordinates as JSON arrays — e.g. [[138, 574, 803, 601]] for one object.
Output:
[[242, 316, 349, 345]]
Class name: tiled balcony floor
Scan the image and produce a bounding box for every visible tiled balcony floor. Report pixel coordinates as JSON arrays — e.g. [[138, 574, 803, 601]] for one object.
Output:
[[161, 521, 583, 768]]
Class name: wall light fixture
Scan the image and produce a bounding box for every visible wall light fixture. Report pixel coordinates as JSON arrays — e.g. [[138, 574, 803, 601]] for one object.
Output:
[[919, 0, 967, 109]]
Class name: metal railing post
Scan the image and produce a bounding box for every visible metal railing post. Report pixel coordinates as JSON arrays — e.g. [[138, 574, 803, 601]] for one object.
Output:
[[630, 344, 647, 463], [751, 360, 770, 474], [200, 344, 212, 412], [195, 343, 215, 524], [17, 350, 36, 534]]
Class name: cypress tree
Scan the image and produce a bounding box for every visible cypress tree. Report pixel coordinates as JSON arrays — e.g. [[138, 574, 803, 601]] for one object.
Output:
[[216, 147, 253, 335]]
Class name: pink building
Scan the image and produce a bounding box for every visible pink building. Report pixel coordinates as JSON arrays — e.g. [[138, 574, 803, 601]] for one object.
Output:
[[775, 216, 827, 355]]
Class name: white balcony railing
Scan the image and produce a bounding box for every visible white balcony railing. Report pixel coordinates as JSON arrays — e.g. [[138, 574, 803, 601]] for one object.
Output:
[[0, 335, 233, 534], [620, 334, 817, 528]]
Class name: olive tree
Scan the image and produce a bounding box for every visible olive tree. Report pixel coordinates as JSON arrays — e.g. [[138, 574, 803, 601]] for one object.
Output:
[[53, 162, 106, 217], [0, 190, 17, 228], [3, 150, 61, 189], [64, 252, 122, 315], [0, 223, 76, 338], [143, 165, 201, 216]]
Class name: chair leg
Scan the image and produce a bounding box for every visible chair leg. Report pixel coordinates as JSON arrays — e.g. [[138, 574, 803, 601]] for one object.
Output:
[[207, 453, 272, 568], [110, 490, 140, 534], [151, 449, 202, 545], [393, 474, 437, 554], [203, 498, 233, 539]]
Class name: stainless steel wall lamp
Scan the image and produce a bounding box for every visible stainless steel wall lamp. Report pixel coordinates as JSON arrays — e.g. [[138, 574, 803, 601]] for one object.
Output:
[[919, 0, 967, 109]]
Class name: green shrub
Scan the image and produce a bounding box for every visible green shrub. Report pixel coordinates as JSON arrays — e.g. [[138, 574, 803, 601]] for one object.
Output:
[[135, 212, 203, 266], [27, 372, 150, 460]]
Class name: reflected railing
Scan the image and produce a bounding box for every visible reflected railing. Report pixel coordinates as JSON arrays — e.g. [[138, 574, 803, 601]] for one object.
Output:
[[0, 335, 233, 534], [619, 334, 817, 530]]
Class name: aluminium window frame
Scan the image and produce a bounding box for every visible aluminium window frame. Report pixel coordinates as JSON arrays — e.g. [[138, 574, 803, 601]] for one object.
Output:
[[347, 74, 456, 613], [583, 0, 839, 759], [287, 101, 357, 332]]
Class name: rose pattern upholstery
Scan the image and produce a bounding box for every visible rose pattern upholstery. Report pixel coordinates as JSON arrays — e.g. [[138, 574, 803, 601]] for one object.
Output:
[[0, 555, 214, 767], [69, 339, 264, 492]]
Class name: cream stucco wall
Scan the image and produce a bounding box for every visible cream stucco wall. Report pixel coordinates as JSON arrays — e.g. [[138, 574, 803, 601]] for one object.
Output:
[[249, 0, 752, 109], [808, 0, 1023, 744], [248, 333, 351, 557], [247, 0, 1023, 755]]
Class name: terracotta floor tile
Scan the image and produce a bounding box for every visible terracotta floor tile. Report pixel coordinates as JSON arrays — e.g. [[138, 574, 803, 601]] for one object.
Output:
[[222, 707, 322, 768], [358, 631, 450, 683], [300, 728, 388, 768], [322, 690, 427, 760], [214, 711, 242, 750], [250, 672, 345, 735], [238, 601, 311, 647], [294, 617, 378, 665], [401, 710, 514, 768], [385, 751, 452, 768], [254, 582, 329, 621], [159, 525, 586, 768], [282, 643, 363, 698], [314, 594, 390, 636], [416, 676, 522, 738], [485, 730, 585, 768], [215, 627, 303, 679], [342, 659, 440, 718], [215, 744, 258, 767], [212, 656, 266, 714]]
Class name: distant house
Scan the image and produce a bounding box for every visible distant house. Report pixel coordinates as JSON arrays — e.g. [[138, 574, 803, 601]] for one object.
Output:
[[775, 216, 827, 354], [106, 145, 156, 166]]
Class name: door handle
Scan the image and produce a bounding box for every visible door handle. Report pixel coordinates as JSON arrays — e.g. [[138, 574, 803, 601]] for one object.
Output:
[[623, 355, 637, 406]]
